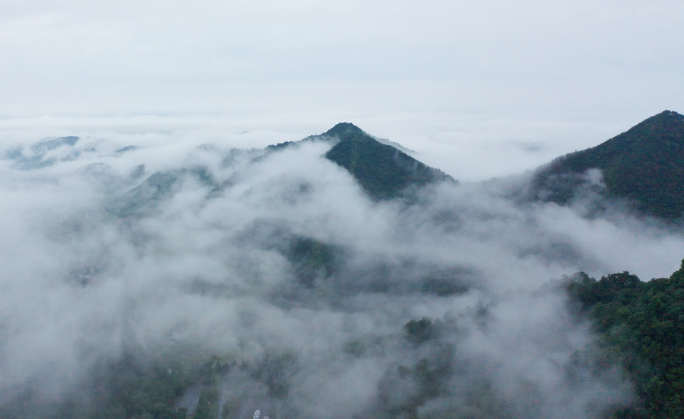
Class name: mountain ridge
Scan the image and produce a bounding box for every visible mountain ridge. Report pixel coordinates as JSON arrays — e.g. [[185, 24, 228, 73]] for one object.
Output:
[[322, 123, 455, 200], [531, 110, 684, 220], [266, 122, 454, 200]]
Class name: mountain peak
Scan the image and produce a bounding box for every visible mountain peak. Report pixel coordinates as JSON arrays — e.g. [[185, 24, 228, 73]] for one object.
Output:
[[265, 123, 454, 200], [323, 124, 454, 200], [654, 110, 684, 121], [324, 122, 365, 138], [626, 110, 684, 140]]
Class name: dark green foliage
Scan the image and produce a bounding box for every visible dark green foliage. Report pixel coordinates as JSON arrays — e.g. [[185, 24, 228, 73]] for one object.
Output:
[[565, 261, 684, 418], [266, 141, 297, 151], [566, 271, 642, 309], [403, 318, 436, 345], [323, 123, 454, 200], [192, 387, 219, 419], [262, 122, 454, 200], [324, 122, 366, 138], [533, 111, 684, 220]]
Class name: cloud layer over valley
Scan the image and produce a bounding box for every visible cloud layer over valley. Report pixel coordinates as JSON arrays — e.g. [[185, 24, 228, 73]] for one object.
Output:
[[1, 125, 683, 418]]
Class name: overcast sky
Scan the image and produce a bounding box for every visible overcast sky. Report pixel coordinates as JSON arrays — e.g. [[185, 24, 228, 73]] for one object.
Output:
[[1, 0, 684, 179]]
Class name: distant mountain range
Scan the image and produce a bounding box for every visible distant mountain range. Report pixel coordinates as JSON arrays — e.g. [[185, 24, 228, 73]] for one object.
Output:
[[7, 112, 684, 221], [300, 113, 684, 221]]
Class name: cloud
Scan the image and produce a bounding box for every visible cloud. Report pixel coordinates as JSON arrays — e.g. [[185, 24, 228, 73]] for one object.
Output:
[[1, 124, 681, 417]]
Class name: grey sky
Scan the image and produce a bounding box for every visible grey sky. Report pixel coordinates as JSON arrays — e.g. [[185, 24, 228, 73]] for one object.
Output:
[[1, 0, 684, 178]]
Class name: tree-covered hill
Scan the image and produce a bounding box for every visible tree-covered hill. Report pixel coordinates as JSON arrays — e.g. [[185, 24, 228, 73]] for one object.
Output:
[[532, 111, 684, 220], [564, 262, 684, 418], [323, 123, 454, 200], [268, 123, 455, 200]]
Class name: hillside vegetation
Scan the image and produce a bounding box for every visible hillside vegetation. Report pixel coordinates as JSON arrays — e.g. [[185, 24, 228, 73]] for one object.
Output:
[[565, 263, 684, 418], [323, 123, 454, 200], [533, 111, 684, 220]]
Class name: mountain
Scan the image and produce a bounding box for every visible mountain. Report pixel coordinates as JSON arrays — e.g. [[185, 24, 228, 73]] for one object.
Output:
[[321, 123, 454, 200], [531, 111, 684, 219], [111, 122, 455, 217], [268, 122, 454, 200]]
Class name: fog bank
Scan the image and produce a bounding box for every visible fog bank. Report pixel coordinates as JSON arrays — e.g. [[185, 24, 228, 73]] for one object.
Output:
[[1, 126, 682, 418]]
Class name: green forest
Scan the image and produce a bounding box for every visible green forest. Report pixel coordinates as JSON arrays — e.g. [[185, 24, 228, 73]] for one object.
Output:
[[323, 123, 454, 200], [565, 262, 684, 418]]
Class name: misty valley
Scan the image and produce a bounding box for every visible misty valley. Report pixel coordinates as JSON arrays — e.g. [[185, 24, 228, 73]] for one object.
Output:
[[2, 112, 684, 419]]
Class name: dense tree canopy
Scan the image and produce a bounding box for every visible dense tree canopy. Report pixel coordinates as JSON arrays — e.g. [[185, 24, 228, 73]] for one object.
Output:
[[565, 261, 684, 418]]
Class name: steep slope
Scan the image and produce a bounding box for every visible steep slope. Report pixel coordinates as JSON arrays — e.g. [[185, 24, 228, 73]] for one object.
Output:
[[532, 110, 684, 219], [322, 123, 454, 200]]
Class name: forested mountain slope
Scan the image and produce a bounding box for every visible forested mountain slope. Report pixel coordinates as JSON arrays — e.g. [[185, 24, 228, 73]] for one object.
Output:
[[322, 123, 454, 200], [269, 122, 454, 200], [532, 111, 684, 220], [565, 262, 684, 418]]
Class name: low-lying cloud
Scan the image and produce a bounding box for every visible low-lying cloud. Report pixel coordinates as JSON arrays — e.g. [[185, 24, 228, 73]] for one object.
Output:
[[1, 124, 682, 418]]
